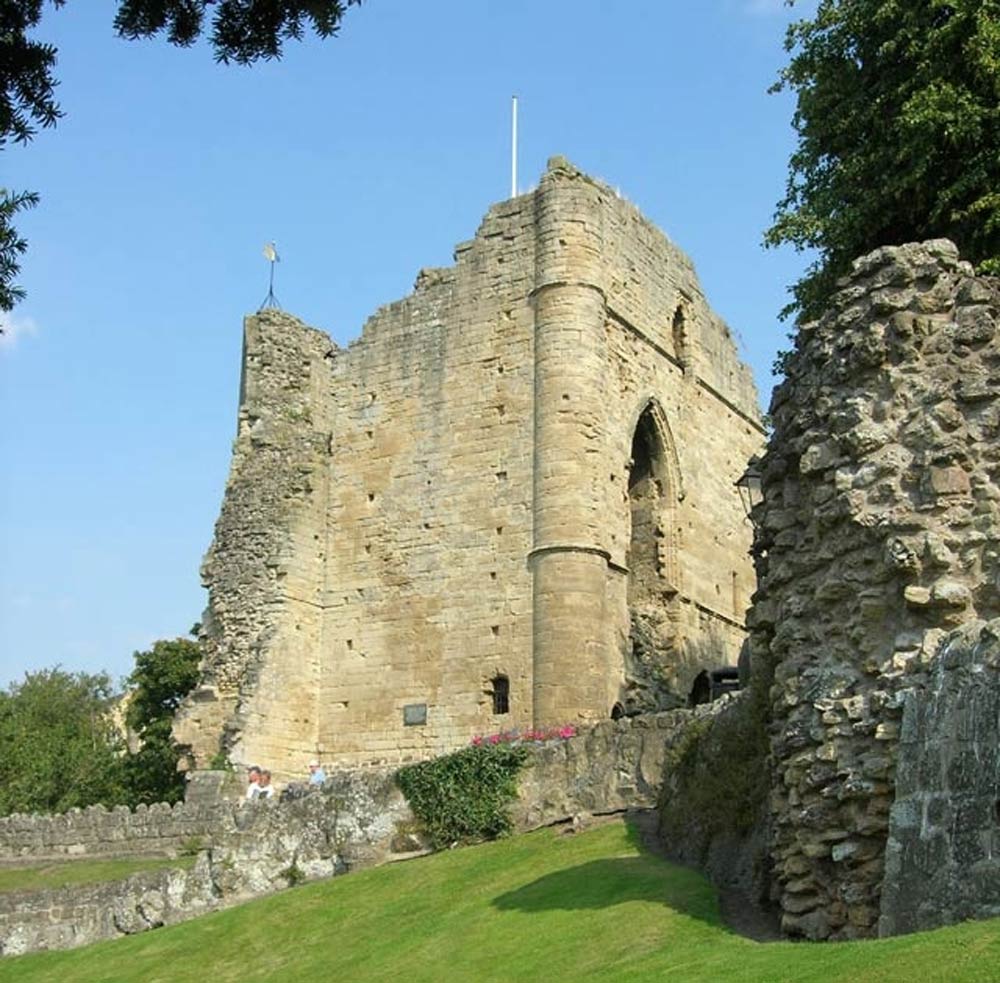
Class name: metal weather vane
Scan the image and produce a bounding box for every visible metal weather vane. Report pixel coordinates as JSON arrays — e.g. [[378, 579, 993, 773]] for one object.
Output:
[[259, 241, 282, 311]]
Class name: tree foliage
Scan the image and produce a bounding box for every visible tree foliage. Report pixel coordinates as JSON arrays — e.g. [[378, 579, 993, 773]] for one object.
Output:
[[0, 668, 127, 816], [1, 0, 64, 313], [115, 0, 363, 65], [123, 638, 202, 806], [0, 0, 362, 315], [0, 188, 38, 311], [0, 638, 201, 816], [766, 0, 1000, 321]]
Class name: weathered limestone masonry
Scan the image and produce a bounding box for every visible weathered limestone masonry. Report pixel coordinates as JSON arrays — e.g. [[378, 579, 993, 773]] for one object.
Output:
[[747, 240, 1000, 940], [0, 713, 689, 956], [175, 157, 763, 776]]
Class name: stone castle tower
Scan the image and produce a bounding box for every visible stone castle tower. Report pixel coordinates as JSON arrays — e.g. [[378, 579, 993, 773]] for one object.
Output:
[[174, 158, 764, 776]]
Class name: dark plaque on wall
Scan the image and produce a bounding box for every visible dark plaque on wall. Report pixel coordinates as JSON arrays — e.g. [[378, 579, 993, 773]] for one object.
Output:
[[403, 703, 427, 726]]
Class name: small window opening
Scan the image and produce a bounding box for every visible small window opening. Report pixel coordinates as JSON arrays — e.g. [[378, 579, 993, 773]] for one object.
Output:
[[672, 305, 689, 370], [491, 675, 510, 715], [611, 702, 625, 721]]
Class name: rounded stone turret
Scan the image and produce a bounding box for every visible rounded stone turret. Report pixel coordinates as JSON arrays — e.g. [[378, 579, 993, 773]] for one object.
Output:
[[529, 159, 621, 727]]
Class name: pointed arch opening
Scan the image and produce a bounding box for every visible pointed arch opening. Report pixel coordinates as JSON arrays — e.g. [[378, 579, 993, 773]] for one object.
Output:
[[623, 399, 686, 713], [626, 400, 681, 602], [627, 409, 664, 604]]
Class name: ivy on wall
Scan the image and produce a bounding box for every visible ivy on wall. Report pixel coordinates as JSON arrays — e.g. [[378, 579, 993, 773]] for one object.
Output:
[[396, 743, 528, 849]]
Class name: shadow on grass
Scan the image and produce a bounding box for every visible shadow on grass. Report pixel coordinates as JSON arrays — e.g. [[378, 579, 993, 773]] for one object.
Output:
[[490, 853, 723, 929]]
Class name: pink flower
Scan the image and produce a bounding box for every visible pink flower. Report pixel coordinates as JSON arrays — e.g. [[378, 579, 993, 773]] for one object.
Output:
[[488, 734, 501, 745], [471, 735, 483, 746]]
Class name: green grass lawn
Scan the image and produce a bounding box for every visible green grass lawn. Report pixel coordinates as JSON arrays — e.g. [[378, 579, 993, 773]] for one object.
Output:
[[1, 819, 998, 982], [0, 856, 194, 896]]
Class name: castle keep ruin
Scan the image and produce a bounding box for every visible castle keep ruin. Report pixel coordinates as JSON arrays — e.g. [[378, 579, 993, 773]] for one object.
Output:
[[175, 158, 764, 775]]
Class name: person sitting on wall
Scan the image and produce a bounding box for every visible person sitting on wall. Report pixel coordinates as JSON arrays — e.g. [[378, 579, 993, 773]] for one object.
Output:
[[307, 759, 326, 786], [246, 765, 262, 800], [257, 770, 275, 799]]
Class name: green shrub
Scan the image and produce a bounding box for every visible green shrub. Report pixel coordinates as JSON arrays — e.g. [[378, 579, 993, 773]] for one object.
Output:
[[207, 750, 232, 771], [396, 743, 529, 849], [282, 863, 305, 887], [179, 836, 204, 857]]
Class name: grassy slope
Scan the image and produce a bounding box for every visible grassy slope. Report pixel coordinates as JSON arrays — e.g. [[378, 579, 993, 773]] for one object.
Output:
[[1, 820, 998, 983], [0, 856, 194, 895]]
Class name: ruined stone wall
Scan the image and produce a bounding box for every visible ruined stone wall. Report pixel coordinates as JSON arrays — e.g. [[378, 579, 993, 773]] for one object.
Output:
[[0, 862, 218, 957], [0, 800, 227, 862], [1, 713, 691, 956], [178, 157, 762, 775], [748, 240, 1000, 940], [174, 312, 335, 766], [880, 619, 1000, 936], [657, 691, 772, 916]]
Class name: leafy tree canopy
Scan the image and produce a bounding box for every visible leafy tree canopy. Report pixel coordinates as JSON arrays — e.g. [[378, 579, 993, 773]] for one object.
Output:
[[0, 0, 362, 314], [0, 668, 127, 816], [125, 637, 201, 735], [766, 0, 1000, 321], [123, 637, 202, 806], [0, 637, 202, 816], [114, 0, 363, 65]]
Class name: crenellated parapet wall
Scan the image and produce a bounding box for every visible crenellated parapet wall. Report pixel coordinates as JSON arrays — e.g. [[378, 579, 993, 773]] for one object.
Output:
[[0, 713, 683, 867], [747, 240, 1000, 940], [0, 799, 226, 863]]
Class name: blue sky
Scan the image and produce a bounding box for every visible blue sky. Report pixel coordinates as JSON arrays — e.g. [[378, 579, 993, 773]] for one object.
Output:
[[0, 0, 814, 688]]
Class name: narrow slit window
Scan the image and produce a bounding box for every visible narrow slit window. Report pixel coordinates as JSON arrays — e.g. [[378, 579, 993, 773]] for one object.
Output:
[[491, 675, 510, 715], [672, 305, 689, 370]]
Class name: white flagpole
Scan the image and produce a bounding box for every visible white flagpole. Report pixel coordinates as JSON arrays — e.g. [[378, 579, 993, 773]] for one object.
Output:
[[511, 95, 518, 198]]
